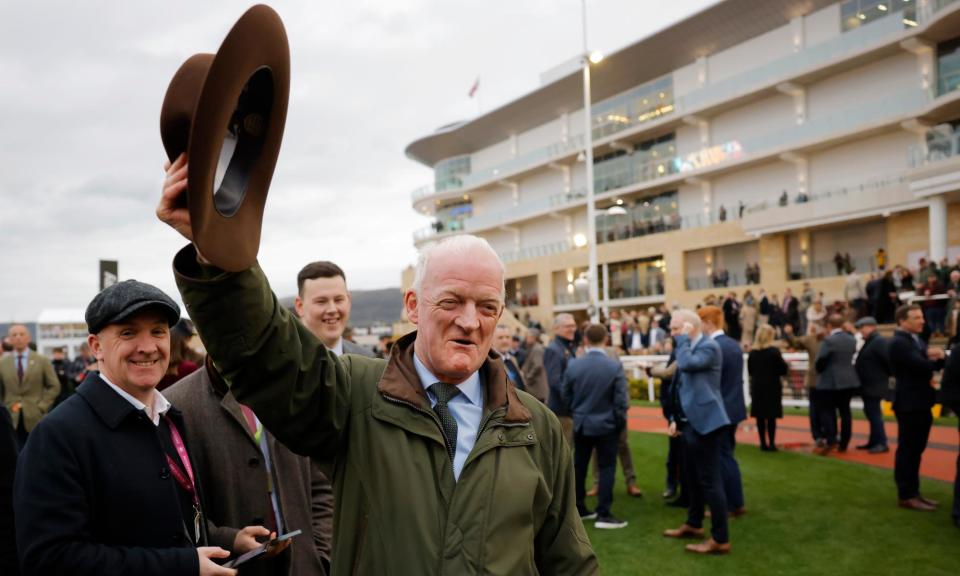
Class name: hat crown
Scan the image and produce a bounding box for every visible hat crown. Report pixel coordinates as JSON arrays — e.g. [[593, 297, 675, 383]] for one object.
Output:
[[160, 53, 214, 163]]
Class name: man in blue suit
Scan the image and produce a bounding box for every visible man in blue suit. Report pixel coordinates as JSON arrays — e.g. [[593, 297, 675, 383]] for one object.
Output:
[[663, 310, 732, 555], [563, 324, 629, 530], [699, 306, 747, 516]]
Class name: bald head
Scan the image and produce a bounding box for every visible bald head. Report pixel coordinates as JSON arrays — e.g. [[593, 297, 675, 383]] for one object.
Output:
[[412, 235, 505, 300], [7, 324, 30, 353]]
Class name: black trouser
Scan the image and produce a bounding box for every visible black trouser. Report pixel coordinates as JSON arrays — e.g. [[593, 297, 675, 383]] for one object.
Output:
[[862, 395, 888, 448], [574, 429, 619, 517], [666, 433, 684, 493], [756, 418, 777, 448], [894, 410, 933, 500], [15, 414, 28, 449], [819, 389, 853, 448], [809, 388, 823, 442], [683, 424, 729, 544]]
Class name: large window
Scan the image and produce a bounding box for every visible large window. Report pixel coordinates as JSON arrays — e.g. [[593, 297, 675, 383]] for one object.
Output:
[[787, 221, 885, 280], [433, 155, 470, 191], [685, 242, 761, 290], [431, 199, 472, 234], [553, 267, 590, 306], [506, 275, 539, 309], [938, 37, 960, 96], [596, 190, 680, 244], [841, 0, 916, 32], [593, 133, 676, 193], [591, 75, 674, 140], [607, 257, 665, 300]]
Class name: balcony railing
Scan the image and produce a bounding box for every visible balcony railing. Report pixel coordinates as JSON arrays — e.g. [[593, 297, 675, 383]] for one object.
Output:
[[908, 128, 960, 168], [465, 188, 587, 232], [499, 240, 573, 264]]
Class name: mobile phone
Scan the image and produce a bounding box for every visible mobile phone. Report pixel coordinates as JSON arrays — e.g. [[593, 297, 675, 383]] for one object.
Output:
[[223, 529, 302, 568]]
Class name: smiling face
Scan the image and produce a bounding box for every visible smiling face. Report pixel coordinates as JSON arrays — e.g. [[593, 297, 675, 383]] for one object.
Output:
[[89, 309, 170, 403], [405, 246, 504, 384], [494, 326, 513, 355], [296, 275, 351, 348]]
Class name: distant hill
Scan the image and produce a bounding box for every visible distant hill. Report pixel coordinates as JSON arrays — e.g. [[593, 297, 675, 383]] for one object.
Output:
[[278, 287, 403, 328]]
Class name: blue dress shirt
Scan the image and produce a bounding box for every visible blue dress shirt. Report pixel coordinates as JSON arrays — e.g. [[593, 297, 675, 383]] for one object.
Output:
[[413, 353, 483, 480]]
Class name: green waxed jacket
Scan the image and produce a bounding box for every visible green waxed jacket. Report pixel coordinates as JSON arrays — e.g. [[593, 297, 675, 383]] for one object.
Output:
[[173, 246, 598, 576]]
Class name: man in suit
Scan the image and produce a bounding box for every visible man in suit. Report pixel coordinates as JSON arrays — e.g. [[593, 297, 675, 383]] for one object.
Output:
[[782, 288, 801, 334], [853, 316, 891, 453], [663, 310, 732, 555], [813, 314, 860, 455], [563, 324, 629, 530], [14, 280, 238, 576], [545, 313, 578, 444], [165, 358, 332, 575], [494, 324, 526, 393], [698, 306, 747, 517], [940, 340, 960, 528], [888, 304, 946, 511], [654, 319, 686, 505], [294, 261, 374, 357], [520, 329, 549, 403], [1, 324, 60, 447]]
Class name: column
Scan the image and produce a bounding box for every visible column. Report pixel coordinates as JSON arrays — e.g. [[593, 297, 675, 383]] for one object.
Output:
[[929, 194, 947, 262]]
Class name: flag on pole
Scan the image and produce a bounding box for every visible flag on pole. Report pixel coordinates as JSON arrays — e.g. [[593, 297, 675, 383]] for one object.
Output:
[[468, 76, 480, 98]]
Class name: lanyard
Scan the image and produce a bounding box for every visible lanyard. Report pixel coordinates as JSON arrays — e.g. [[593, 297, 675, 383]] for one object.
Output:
[[163, 415, 202, 543]]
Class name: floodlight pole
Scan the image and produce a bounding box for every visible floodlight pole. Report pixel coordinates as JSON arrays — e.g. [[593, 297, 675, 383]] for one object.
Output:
[[581, 0, 600, 323]]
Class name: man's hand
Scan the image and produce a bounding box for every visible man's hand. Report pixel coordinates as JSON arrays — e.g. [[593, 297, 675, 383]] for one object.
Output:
[[233, 525, 271, 554], [264, 533, 292, 558], [680, 322, 694, 336], [197, 547, 236, 576], [668, 421, 679, 437], [11, 402, 21, 413], [156, 153, 193, 242], [928, 347, 946, 361]]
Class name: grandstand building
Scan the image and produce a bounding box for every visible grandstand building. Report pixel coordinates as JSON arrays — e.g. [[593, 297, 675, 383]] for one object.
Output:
[[405, 0, 960, 324]]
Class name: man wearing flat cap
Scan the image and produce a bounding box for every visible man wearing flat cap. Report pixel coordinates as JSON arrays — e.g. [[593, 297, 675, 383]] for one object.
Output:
[[13, 280, 238, 576]]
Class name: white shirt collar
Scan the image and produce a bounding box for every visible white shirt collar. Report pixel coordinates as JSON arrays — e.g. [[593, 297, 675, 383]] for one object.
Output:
[[691, 333, 703, 348], [329, 337, 344, 357], [710, 329, 724, 339], [412, 351, 483, 408], [14, 348, 29, 361], [585, 346, 607, 355], [830, 328, 843, 336], [99, 373, 171, 426]]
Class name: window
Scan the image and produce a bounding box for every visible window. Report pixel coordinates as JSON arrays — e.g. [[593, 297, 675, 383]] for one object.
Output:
[[685, 242, 760, 290], [433, 155, 471, 191], [841, 0, 915, 32], [596, 190, 680, 244], [938, 37, 960, 96], [607, 257, 665, 300]]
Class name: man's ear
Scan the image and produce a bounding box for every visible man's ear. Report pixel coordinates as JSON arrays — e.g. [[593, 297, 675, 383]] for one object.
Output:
[[404, 290, 419, 325], [87, 333, 103, 362], [294, 295, 304, 318]]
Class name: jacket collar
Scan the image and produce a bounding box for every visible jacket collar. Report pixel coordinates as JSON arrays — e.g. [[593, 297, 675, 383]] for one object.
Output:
[[377, 331, 531, 423], [77, 372, 184, 430], [202, 357, 260, 446]]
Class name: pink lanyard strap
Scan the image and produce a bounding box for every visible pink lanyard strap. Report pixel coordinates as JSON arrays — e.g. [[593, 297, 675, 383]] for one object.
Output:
[[164, 416, 199, 507]]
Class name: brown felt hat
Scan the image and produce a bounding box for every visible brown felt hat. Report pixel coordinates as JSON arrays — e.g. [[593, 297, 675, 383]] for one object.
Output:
[[160, 4, 289, 271]]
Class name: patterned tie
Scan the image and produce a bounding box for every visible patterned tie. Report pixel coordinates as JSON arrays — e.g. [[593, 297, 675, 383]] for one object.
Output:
[[16, 354, 24, 383], [429, 383, 461, 467]]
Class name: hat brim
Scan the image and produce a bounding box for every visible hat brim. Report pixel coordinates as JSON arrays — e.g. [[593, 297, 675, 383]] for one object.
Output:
[[96, 301, 181, 334], [188, 5, 290, 272]]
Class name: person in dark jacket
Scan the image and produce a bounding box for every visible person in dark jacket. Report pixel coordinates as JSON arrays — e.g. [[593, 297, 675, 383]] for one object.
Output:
[[0, 408, 18, 576], [813, 314, 860, 455], [888, 304, 946, 512], [563, 324, 630, 529], [654, 345, 685, 503], [939, 341, 960, 528], [545, 313, 578, 444], [165, 359, 329, 575], [854, 316, 891, 453], [748, 325, 788, 451], [13, 280, 236, 576], [699, 306, 747, 516]]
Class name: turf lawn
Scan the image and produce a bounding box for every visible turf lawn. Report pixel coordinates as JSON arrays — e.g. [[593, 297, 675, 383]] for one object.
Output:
[[585, 431, 958, 576]]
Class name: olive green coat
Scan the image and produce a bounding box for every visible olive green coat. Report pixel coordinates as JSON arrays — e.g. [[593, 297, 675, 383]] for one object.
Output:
[[174, 246, 598, 576]]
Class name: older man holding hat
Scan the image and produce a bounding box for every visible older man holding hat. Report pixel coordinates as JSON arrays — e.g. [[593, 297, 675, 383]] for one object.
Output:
[[14, 280, 238, 576], [854, 316, 891, 453]]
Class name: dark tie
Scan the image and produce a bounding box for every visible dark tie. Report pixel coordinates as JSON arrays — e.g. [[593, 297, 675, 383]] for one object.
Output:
[[429, 383, 461, 467], [16, 354, 24, 383]]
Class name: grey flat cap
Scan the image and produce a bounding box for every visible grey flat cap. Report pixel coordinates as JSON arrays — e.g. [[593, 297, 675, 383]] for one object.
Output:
[[85, 280, 181, 334], [854, 316, 878, 328]]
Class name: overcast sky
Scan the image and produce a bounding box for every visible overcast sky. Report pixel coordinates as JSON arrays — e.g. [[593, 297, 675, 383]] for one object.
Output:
[[0, 0, 714, 322]]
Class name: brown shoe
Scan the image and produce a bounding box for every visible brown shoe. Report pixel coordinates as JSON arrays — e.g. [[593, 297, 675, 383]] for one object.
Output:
[[729, 507, 747, 518], [815, 443, 835, 457], [918, 496, 940, 507], [685, 538, 731, 555], [663, 524, 705, 539], [899, 497, 937, 511], [585, 484, 599, 497], [627, 484, 643, 498]]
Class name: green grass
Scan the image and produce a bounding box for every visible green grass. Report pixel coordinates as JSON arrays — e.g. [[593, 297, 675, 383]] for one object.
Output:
[[586, 431, 958, 576]]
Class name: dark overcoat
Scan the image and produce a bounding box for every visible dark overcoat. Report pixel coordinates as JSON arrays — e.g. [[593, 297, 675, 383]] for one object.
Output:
[[13, 374, 207, 576], [747, 347, 788, 419]]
